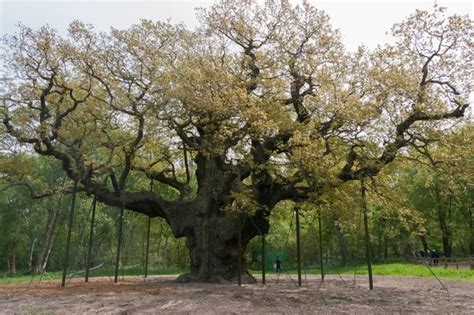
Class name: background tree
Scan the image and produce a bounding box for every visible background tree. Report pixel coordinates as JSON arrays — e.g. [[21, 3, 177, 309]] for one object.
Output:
[[402, 126, 473, 258]]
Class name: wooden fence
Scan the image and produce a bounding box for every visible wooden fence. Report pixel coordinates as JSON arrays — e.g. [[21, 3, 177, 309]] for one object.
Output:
[[411, 256, 474, 270]]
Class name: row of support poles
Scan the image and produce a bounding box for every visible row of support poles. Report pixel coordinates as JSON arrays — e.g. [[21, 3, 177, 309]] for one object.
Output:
[[61, 178, 153, 285], [85, 195, 97, 282], [114, 203, 125, 283], [318, 210, 324, 282], [295, 207, 302, 287], [361, 178, 374, 290], [61, 180, 78, 287]]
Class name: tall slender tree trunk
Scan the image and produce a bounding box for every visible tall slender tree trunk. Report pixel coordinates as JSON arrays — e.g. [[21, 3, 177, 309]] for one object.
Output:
[[163, 237, 169, 269], [458, 205, 473, 269], [391, 244, 401, 257], [334, 219, 347, 265], [8, 241, 17, 277], [156, 220, 164, 262], [34, 208, 61, 274], [28, 237, 37, 273], [437, 204, 452, 257], [420, 235, 429, 253], [377, 219, 386, 261], [467, 206, 474, 270], [176, 239, 182, 268]]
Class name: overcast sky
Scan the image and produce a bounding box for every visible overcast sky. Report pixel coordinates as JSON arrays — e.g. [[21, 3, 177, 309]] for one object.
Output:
[[0, 0, 472, 51]]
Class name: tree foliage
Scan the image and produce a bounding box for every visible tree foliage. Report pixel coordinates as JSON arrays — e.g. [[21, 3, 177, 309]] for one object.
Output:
[[0, 1, 471, 281]]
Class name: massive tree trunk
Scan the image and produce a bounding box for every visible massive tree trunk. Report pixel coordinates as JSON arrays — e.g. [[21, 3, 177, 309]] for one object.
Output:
[[170, 210, 265, 283], [178, 214, 255, 283], [171, 154, 269, 283]]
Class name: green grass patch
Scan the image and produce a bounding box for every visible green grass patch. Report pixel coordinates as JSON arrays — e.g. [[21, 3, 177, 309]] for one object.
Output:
[[278, 262, 474, 282], [0, 271, 63, 285], [2, 263, 473, 285], [0, 266, 186, 285]]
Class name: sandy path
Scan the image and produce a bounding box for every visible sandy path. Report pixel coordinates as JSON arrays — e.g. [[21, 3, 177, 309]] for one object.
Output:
[[0, 274, 473, 314]]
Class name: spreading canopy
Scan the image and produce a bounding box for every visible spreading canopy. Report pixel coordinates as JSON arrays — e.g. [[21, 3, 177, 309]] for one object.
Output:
[[1, 1, 471, 282]]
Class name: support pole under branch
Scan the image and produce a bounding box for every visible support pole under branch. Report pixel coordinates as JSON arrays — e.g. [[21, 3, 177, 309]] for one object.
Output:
[[114, 203, 125, 283], [261, 233, 266, 285], [295, 207, 302, 287], [61, 180, 78, 287], [144, 179, 153, 278], [85, 195, 97, 282], [318, 210, 324, 282], [237, 212, 242, 286], [144, 216, 151, 278], [361, 178, 374, 290]]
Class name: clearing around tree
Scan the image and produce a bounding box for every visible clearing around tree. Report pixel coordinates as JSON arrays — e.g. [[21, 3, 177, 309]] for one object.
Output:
[[1, 275, 473, 314]]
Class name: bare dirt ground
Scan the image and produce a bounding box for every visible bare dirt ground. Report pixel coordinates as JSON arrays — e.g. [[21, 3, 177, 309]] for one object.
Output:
[[0, 274, 473, 314]]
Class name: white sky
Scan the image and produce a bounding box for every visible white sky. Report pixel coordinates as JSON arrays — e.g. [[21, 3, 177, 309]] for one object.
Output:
[[0, 0, 472, 51]]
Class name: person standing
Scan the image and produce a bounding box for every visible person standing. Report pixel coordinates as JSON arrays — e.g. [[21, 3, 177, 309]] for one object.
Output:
[[274, 257, 282, 273]]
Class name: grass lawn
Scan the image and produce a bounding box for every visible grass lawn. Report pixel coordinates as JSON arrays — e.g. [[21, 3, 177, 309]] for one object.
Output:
[[1, 263, 472, 285], [0, 266, 185, 285], [282, 262, 474, 282]]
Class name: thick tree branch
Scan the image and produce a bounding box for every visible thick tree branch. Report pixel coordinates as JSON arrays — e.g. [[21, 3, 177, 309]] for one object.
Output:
[[338, 102, 469, 181]]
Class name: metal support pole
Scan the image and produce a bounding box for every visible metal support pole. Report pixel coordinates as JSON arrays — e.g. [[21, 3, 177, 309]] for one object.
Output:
[[144, 179, 153, 278], [61, 180, 78, 287], [237, 212, 242, 286], [261, 233, 266, 285], [114, 203, 125, 283], [295, 207, 302, 287], [318, 211, 324, 281], [144, 216, 151, 278], [85, 195, 97, 282], [361, 178, 374, 290]]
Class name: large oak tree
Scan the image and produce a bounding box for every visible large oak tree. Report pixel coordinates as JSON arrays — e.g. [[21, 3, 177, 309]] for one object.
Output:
[[1, 1, 471, 282]]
